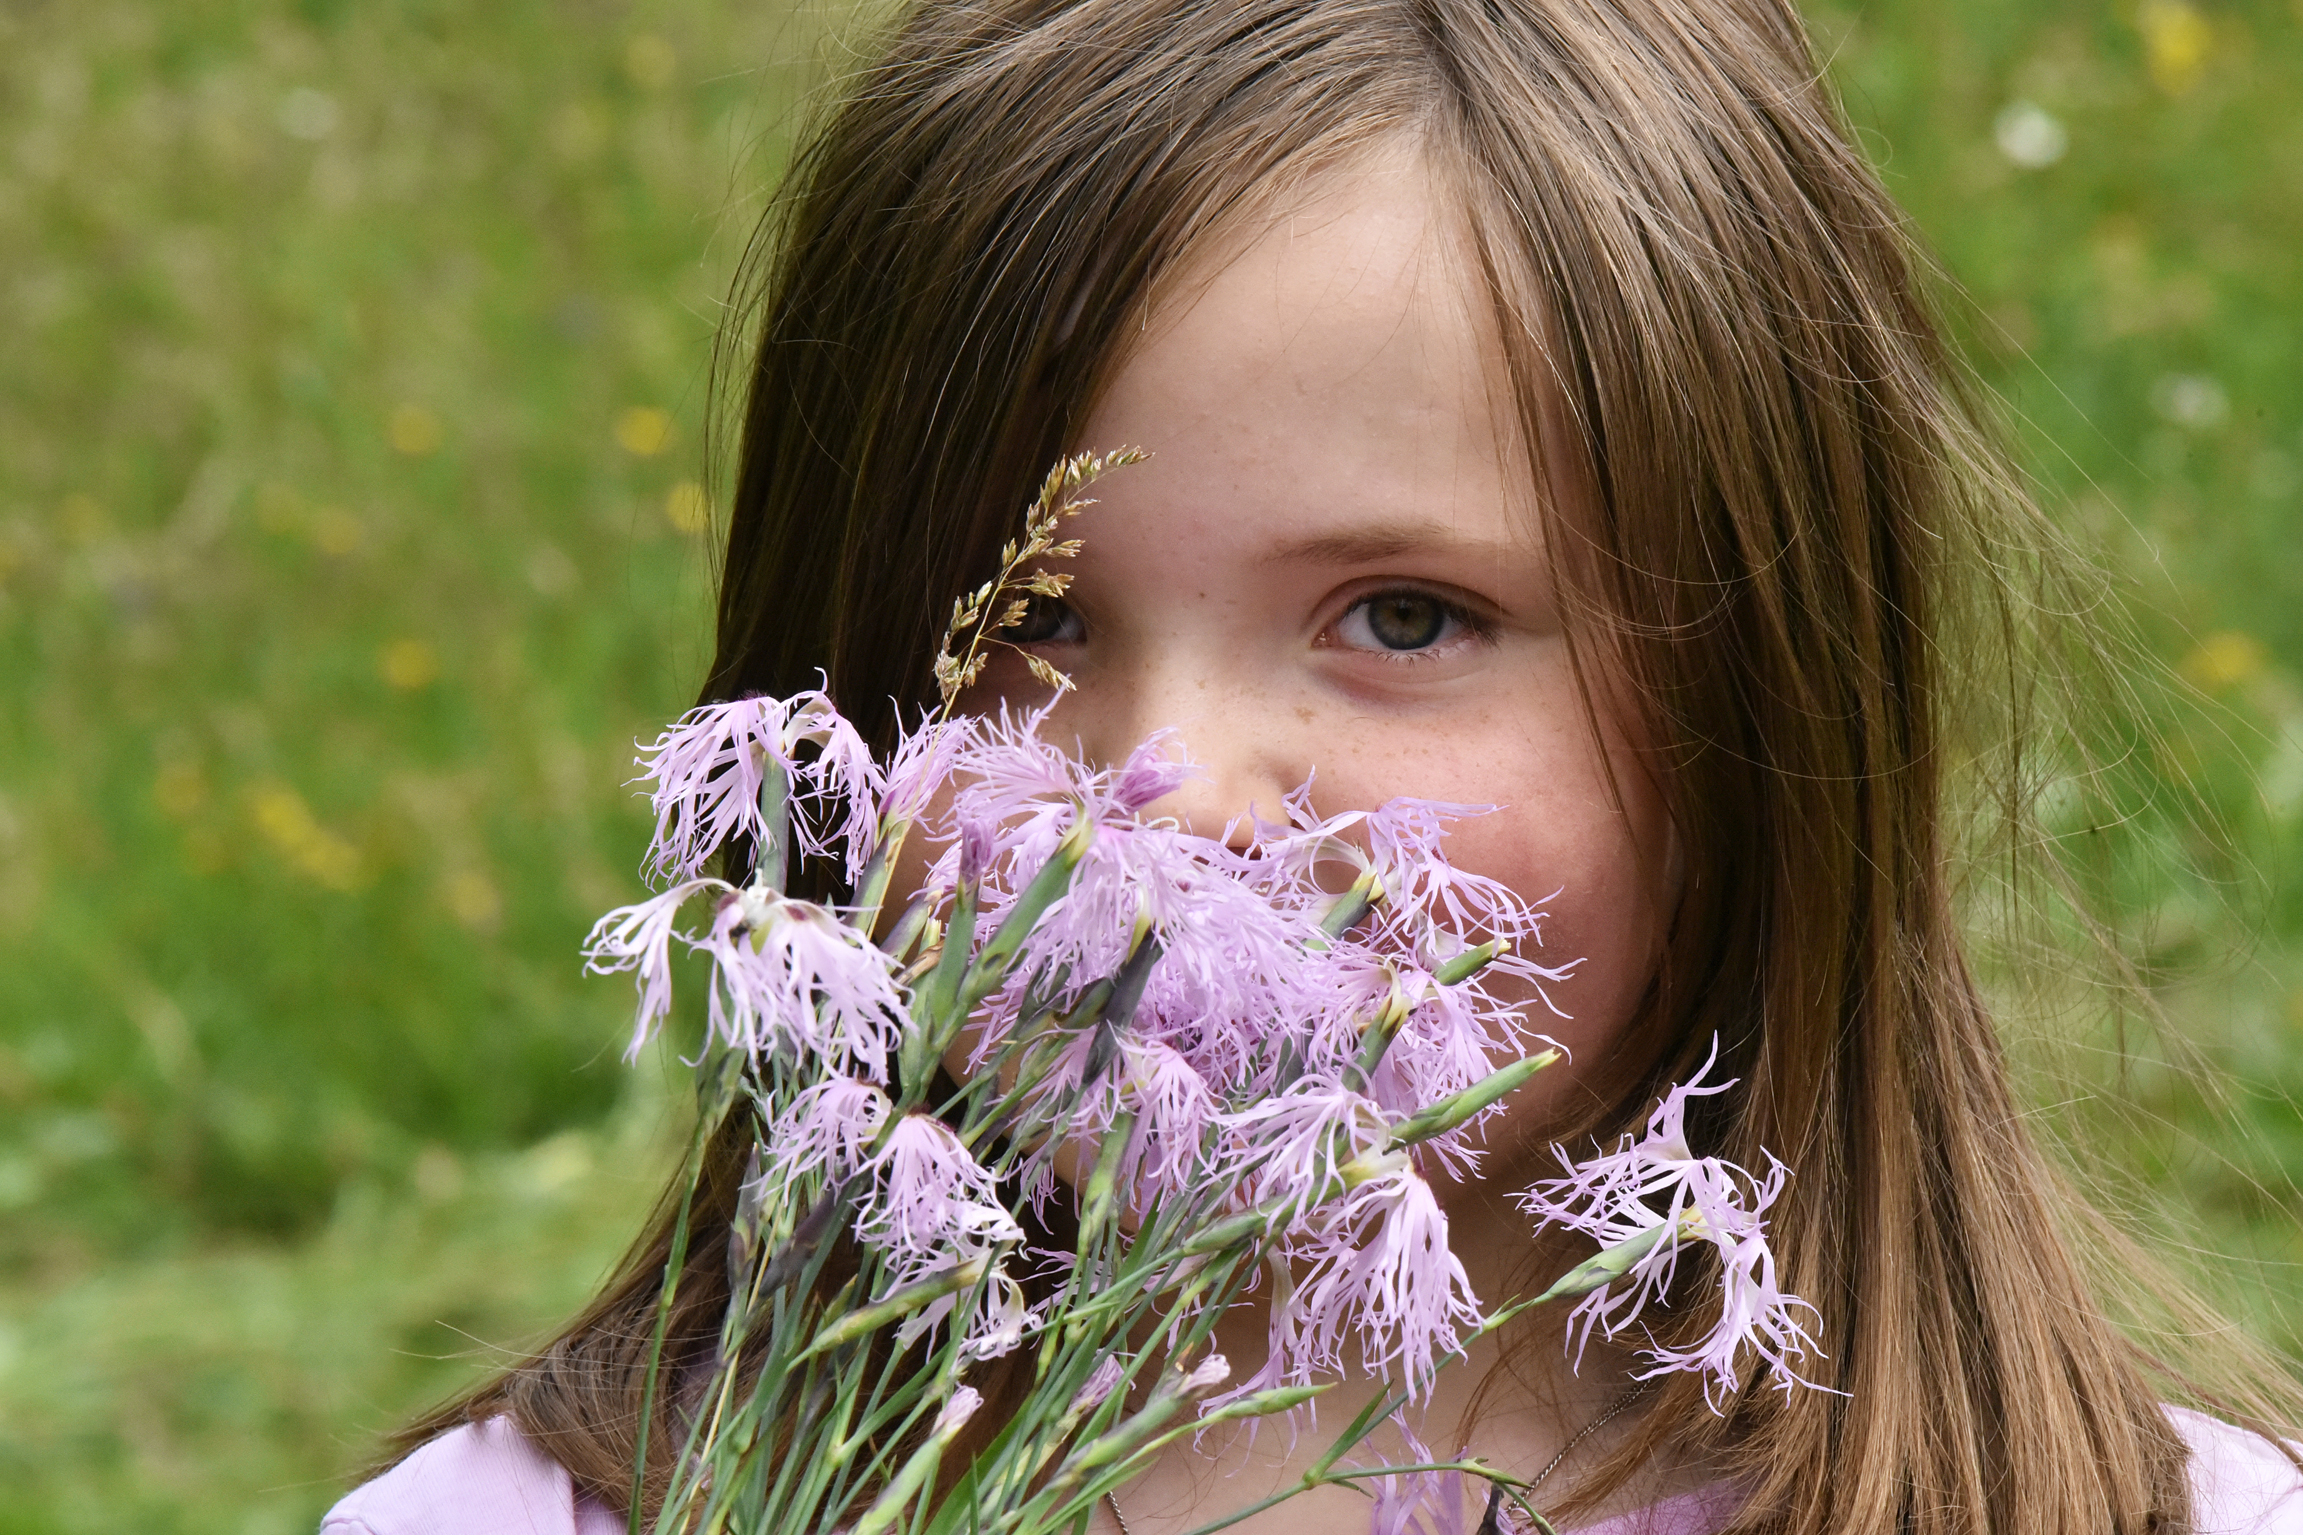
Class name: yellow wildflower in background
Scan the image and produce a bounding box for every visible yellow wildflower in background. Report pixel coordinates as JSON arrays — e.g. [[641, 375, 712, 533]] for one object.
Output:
[[2181, 631, 2266, 691], [624, 34, 677, 90], [550, 100, 608, 162], [2139, 0, 2212, 96], [379, 638, 441, 691], [388, 402, 444, 456], [311, 507, 366, 556], [58, 493, 108, 544], [254, 482, 303, 534], [153, 762, 208, 820], [442, 870, 503, 934], [665, 481, 711, 535], [615, 405, 675, 456], [247, 783, 364, 891]]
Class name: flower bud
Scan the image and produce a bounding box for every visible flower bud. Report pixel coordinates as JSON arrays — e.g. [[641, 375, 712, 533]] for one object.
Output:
[[1182, 1354, 1231, 1397], [933, 1385, 984, 1438], [1069, 1356, 1126, 1416], [1431, 936, 1510, 987], [958, 818, 995, 888]]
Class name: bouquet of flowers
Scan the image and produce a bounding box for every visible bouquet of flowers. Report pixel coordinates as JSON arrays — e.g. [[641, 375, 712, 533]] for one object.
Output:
[[582, 456, 1820, 1535]]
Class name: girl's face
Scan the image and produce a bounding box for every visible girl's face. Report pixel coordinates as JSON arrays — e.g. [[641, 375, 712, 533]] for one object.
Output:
[[972, 157, 1677, 1165]]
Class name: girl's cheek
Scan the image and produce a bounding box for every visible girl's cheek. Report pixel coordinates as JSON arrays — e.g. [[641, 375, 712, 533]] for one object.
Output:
[[1438, 750, 1678, 1120]]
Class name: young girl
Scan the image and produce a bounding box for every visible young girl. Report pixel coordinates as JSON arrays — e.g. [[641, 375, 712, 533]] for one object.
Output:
[[326, 0, 2303, 1531]]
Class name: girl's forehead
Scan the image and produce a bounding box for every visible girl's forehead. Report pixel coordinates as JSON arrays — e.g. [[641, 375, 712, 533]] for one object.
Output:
[[1135, 149, 1488, 360], [1083, 161, 1542, 543]]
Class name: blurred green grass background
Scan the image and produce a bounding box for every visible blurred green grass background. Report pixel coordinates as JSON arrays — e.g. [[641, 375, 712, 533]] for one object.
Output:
[[0, 0, 2296, 1528]]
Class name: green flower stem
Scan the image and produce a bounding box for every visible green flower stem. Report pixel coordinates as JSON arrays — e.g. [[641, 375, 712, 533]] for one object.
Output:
[[724, 1224, 875, 1533], [629, 1174, 696, 1535], [1531, 1218, 1676, 1307], [1317, 867, 1385, 940], [960, 815, 1095, 1013], [1031, 1379, 1331, 1535], [880, 891, 938, 964], [851, 1392, 973, 1535], [1179, 1462, 1557, 1535], [1347, 968, 1412, 1087], [756, 757, 790, 895], [1073, 1111, 1137, 1258], [910, 881, 979, 1075], [1168, 1300, 1549, 1535], [721, 1353, 831, 1533], [798, 1256, 991, 1360], [1177, 1200, 1290, 1258], [999, 1225, 1269, 1535], [800, 1358, 869, 1504], [850, 816, 914, 936], [629, 1054, 754, 1535], [1385, 1050, 1560, 1149], [1431, 938, 1506, 987]]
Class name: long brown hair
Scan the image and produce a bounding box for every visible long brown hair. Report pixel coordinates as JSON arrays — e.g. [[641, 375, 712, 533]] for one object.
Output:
[[394, 0, 2296, 1528]]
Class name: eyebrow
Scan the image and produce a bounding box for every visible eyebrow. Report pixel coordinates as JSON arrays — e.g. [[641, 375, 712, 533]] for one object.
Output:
[[1259, 522, 1511, 567]]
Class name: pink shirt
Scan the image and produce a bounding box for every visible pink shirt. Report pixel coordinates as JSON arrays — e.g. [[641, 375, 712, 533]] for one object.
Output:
[[322, 1418, 623, 1535], [323, 1407, 2303, 1535]]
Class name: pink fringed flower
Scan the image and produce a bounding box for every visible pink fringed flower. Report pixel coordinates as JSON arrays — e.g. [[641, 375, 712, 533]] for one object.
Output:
[[636, 692, 880, 886], [856, 1113, 1037, 1362], [1215, 1080, 1480, 1393], [955, 1270, 1035, 1363], [771, 1076, 892, 1184], [856, 1112, 1023, 1286], [1360, 1424, 1476, 1535], [1516, 1043, 1824, 1411], [1279, 1167, 1481, 1389], [941, 705, 1187, 836], [876, 715, 976, 841], [581, 876, 731, 1057], [1237, 788, 1578, 1129], [1107, 729, 1198, 815], [1118, 1037, 1216, 1195], [1216, 1076, 1384, 1216], [699, 890, 907, 1080], [933, 1386, 983, 1436], [582, 881, 907, 1076], [1068, 1356, 1125, 1416], [940, 720, 1313, 1083]]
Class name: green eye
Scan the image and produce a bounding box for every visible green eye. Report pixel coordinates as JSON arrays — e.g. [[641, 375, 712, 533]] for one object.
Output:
[[1361, 593, 1448, 651]]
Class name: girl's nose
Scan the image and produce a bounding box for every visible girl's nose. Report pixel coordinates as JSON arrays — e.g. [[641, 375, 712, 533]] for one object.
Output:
[[1070, 666, 1302, 848], [1144, 748, 1275, 849]]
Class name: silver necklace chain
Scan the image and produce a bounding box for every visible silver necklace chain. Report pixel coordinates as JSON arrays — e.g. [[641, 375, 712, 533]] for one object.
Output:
[[1525, 1379, 1655, 1494], [1104, 1379, 1653, 1535]]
